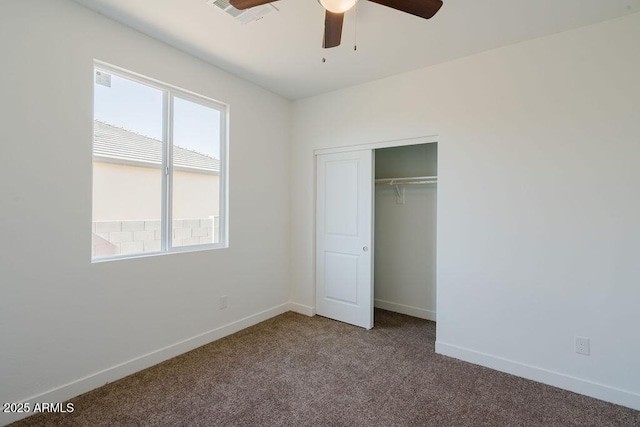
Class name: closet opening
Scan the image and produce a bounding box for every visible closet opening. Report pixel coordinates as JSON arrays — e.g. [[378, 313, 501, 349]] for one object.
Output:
[[314, 137, 437, 331], [373, 143, 438, 325]]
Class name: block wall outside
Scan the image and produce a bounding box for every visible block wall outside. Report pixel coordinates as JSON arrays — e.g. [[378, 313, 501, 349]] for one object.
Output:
[[92, 217, 219, 258]]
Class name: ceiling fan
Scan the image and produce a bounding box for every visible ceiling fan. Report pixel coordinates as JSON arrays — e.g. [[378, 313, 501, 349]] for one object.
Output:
[[229, 0, 443, 48]]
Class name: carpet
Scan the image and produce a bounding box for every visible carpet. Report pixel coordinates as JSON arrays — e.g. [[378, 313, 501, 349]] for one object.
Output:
[[11, 309, 639, 426]]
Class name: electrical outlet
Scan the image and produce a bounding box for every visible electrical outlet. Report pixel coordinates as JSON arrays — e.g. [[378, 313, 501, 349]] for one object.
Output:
[[575, 336, 590, 356], [220, 295, 228, 310]]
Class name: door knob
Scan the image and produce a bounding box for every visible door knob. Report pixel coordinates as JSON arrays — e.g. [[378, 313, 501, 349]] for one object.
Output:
[[363, 246, 368, 252]]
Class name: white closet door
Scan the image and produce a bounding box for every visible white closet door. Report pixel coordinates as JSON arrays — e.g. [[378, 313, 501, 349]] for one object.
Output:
[[316, 150, 374, 329]]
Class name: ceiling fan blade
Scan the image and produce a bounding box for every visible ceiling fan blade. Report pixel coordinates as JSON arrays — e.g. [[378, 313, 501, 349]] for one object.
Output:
[[323, 11, 344, 49], [229, 0, 276, 10], [367, 0, 443, 19]]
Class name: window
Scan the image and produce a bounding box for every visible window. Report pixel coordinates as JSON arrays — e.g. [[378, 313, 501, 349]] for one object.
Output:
[[91, 63, 227, 261]]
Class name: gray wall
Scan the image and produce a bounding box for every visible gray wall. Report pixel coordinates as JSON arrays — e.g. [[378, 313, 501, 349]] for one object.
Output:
[[375, 143, 438, 179]]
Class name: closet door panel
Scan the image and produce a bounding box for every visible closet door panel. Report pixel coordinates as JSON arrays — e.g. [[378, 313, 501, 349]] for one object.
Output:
[[316, 150, 374, 329]]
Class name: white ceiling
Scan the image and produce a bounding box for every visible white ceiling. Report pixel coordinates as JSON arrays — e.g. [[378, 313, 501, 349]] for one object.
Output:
[[72, 0, 639, 99]]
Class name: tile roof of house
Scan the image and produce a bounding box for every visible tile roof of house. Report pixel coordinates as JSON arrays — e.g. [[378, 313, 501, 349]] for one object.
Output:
[[93, 120, 220, 173]]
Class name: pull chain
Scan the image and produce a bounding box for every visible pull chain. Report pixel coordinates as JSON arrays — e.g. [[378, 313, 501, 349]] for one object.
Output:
[[354, 3, 358, 51]]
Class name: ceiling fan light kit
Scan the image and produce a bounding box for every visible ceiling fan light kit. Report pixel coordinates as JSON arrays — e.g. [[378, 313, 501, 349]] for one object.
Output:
[[318, 0, 359, 13], [229, 0, 443, 49]]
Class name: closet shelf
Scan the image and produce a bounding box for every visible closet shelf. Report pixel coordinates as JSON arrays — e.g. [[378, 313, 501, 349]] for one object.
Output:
[[375, 176, 437, 186]]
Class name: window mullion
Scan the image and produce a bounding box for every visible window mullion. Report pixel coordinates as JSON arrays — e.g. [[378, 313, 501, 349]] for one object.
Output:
[[219, 109, 227, 246], [161, 91, 173, 252]]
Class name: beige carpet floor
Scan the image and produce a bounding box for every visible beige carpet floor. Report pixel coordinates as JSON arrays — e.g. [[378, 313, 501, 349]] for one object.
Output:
[[11, 309, 640, 426]]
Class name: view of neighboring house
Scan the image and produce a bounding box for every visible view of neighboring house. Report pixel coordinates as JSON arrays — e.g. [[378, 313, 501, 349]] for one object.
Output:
[[92, 120, 220, 258]]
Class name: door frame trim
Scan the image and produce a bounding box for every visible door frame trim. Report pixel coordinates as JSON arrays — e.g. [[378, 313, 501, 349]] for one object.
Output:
[[313, 135, 438, 155]]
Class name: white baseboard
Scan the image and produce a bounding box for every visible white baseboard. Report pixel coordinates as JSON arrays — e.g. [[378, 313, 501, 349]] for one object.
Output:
[[1, 303, 291, 426], [436, 341, 640, 411], [374, 299, 436, 321], [288, 302, 315, 317]]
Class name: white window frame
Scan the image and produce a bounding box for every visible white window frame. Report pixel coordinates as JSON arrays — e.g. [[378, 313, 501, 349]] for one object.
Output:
[[92, 61, 229, 262]]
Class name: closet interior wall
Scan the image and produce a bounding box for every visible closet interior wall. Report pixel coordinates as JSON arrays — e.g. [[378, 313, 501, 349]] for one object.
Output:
[[374, 143, 438, 321]]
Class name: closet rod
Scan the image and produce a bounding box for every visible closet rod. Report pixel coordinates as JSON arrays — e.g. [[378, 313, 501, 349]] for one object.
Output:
[[375, 176, 437, 186]]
